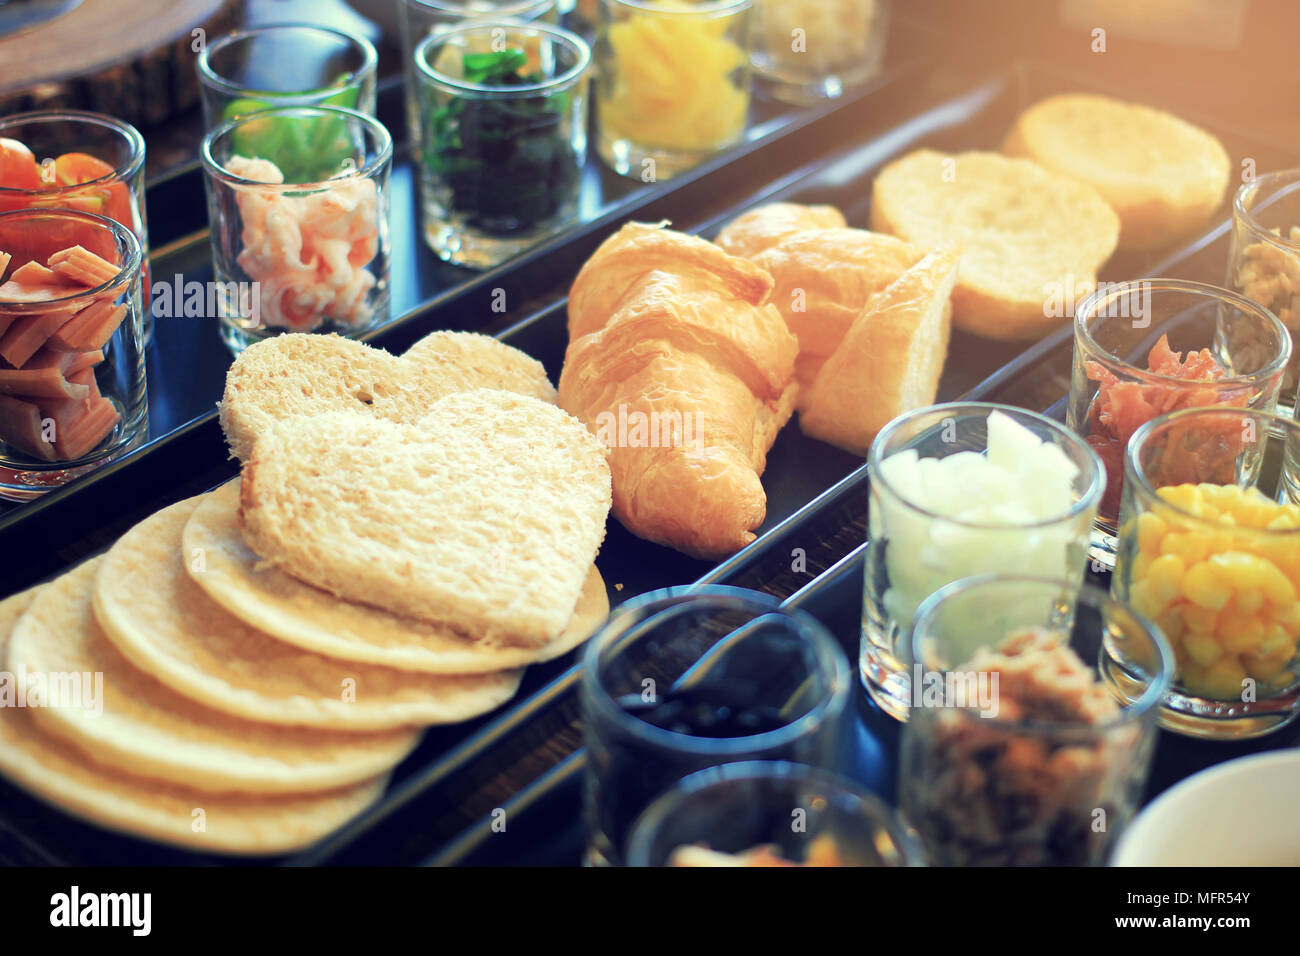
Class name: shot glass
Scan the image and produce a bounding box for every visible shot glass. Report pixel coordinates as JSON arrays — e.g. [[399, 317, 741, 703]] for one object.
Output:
[[626, 761, 923, 867], [750, 0, 890, 105], [397, 0, 559, 154], [414, 22, 590, 269], [1067, 278, 1290, 566], [1227, 169, 1300, 410], [0, 209, 147, 500], [196, 24, 378, 133], [581, 586, 850, 866], [900, 576, 1173, 866], [0, 111, 149, 337], [1113, 406, 1300, 739], [861, 403, 1104, 722], [201, 106, 392, 354], [596, 0, 753, 180]]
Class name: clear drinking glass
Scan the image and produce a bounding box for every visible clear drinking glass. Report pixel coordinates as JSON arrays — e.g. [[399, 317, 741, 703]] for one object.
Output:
[[750, 0, 890, 104], [200, 106, 392, 354], [0, 209, 147, 500], [414, 22, 589, 269], [596, 0, 753, 180], [861, 403, 1104, 722], [196, 24, 378, 131], [581, 586, 851, 867], [1066, 279, 1290, 567], [397, 0, 559, 153], [0, 111, 149, 338], [1227, 169, 1300, 411], [900, 576, 1174, 866], [626, 761, 923, 866], [1113, 406, 1300, 739]]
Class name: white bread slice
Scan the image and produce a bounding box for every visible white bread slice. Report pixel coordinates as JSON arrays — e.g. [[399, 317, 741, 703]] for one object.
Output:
[[715, 202, 848, 259], [1003, 93, 1230, 252], [799, 243, 961, 455], [870, 149, 1119, 340], [239, 391, 611, 646], [752, 228, 922, 373], [219, 332, 555, 461]]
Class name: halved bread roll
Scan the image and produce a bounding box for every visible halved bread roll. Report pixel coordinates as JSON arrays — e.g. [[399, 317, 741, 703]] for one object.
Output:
[[1003, 93, 1230, 252], [870, 149, 1119, 340], [799, 243, 961, 455]]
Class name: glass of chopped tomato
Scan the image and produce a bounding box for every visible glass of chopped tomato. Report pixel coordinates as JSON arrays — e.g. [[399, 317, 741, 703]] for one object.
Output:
[[0, 111, 149, 340], [1067, 278, 1291, 568]]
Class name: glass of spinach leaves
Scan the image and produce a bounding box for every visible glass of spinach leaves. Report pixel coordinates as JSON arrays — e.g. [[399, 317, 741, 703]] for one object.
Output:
[[415, 22, 591, 269]]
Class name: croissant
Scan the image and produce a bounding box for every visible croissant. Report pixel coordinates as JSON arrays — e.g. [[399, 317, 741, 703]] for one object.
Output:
[[559, 223, 799, 559], [715, 202, 847, 259]]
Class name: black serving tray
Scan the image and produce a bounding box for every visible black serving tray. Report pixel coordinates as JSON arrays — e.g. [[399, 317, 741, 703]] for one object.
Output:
[[3, 57, 1298, 866]]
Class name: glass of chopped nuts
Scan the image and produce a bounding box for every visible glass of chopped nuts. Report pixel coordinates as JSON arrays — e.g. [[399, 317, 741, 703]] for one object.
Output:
[[1228, 168, 1300, 411], [899, 575, 1173, 866]]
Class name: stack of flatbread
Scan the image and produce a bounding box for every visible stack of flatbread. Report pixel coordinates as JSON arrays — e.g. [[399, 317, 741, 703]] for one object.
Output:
[[0, 331, 612, 855]]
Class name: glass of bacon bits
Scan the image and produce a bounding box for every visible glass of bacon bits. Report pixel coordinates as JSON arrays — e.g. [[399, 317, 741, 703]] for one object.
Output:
[[196, 24, 378, 133], [900, 576, 1173, 866], [750, 0, 890, 105], [0, 111, 149, 337], [1228, 169, 1300, 409], [1113, 407, 1300, 739], [0, 208, 146, 499], [581, 587, 850, 867], [414, 21, 591, 269], [200, 105, 392, 354], [626, 761, 924, 867], [596, 0, 753, 179], [1067, 279, 1291, 567]]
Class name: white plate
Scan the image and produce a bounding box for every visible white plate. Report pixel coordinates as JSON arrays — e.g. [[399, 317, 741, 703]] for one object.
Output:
[[1112, 749, 1300, 866]]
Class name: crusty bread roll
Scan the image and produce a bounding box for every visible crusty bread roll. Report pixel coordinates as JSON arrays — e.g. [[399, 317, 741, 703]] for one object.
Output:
[[560, 223, 799, 560], [1003, 93, 1230, 252], [714, 202, 848, 259], [800, 244, 961, 455], [870, 149, 1119, 340], [751, 227, 922, 396]]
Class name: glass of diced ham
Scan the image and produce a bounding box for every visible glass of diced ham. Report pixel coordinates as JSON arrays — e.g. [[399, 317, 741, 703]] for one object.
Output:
[[0, 208, 147, 500]]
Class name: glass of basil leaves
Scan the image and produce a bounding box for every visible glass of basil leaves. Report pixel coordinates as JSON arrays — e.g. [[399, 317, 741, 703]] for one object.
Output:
[[414, 22, 591, 269]]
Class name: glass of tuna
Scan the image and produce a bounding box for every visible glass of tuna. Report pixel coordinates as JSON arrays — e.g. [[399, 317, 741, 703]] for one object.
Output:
[[1066, 279, 1290, 568], [861, 403, 1104, 721]]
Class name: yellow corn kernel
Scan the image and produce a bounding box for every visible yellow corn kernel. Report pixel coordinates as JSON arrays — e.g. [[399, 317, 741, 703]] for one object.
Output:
[[1183, 632, 1225, 666], [1181, 560, 1233, 611], [1272, 602, 1300, 635], [1243, 652, 1291, 683], [1199, 658, 1250, 701], [1209, 552, 1298, 607], [1254, 626, 1296, 661], [1145, 553, 1186, 605], [1161, 531, 1211, 566], [1178, 658, 1208, 691], [1158, 484, 1202, 515], [1130, 552, 1152, 584], [1218, 613, 1267, 653], [1157, 606, 1186, 642], [1229, 588, 1264, 616], [1267, 512, 1300, 531], [1136, 512, 1167, 555], [1182, 604, 1219, 634], [1127, 579, 1166, 621]]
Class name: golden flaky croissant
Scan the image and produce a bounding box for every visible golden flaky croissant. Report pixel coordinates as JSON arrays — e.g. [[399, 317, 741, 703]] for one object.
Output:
[[721, 203, 959, 455], [559, 223, 799, 559]]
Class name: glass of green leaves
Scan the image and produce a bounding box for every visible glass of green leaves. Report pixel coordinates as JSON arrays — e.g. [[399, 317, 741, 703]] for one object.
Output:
[[414, 21, 591, 269], [197, 24, 378, 183]]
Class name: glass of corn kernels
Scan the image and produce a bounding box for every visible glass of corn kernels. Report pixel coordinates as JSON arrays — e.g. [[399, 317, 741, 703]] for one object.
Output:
[[1113, 405, 1300, 739]]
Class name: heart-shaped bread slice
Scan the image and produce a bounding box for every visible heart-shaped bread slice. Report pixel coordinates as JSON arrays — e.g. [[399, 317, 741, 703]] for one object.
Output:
[[219, 331, 556, 461], [239, 390, 612, 646]]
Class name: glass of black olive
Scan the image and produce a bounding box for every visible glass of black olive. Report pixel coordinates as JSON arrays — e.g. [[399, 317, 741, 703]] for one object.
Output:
[[414, 21, 590, 268], [580, 587, 851, 866]]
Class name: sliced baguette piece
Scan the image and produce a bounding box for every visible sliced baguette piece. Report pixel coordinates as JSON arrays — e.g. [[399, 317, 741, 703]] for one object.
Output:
[[799, 243, 961, 455], [715, 202, 848, 259], [870, 149, 1119, 340], [1003, 93, 1230, 252], [239, 392, 611, 646], [220, 332, 556, 461]]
